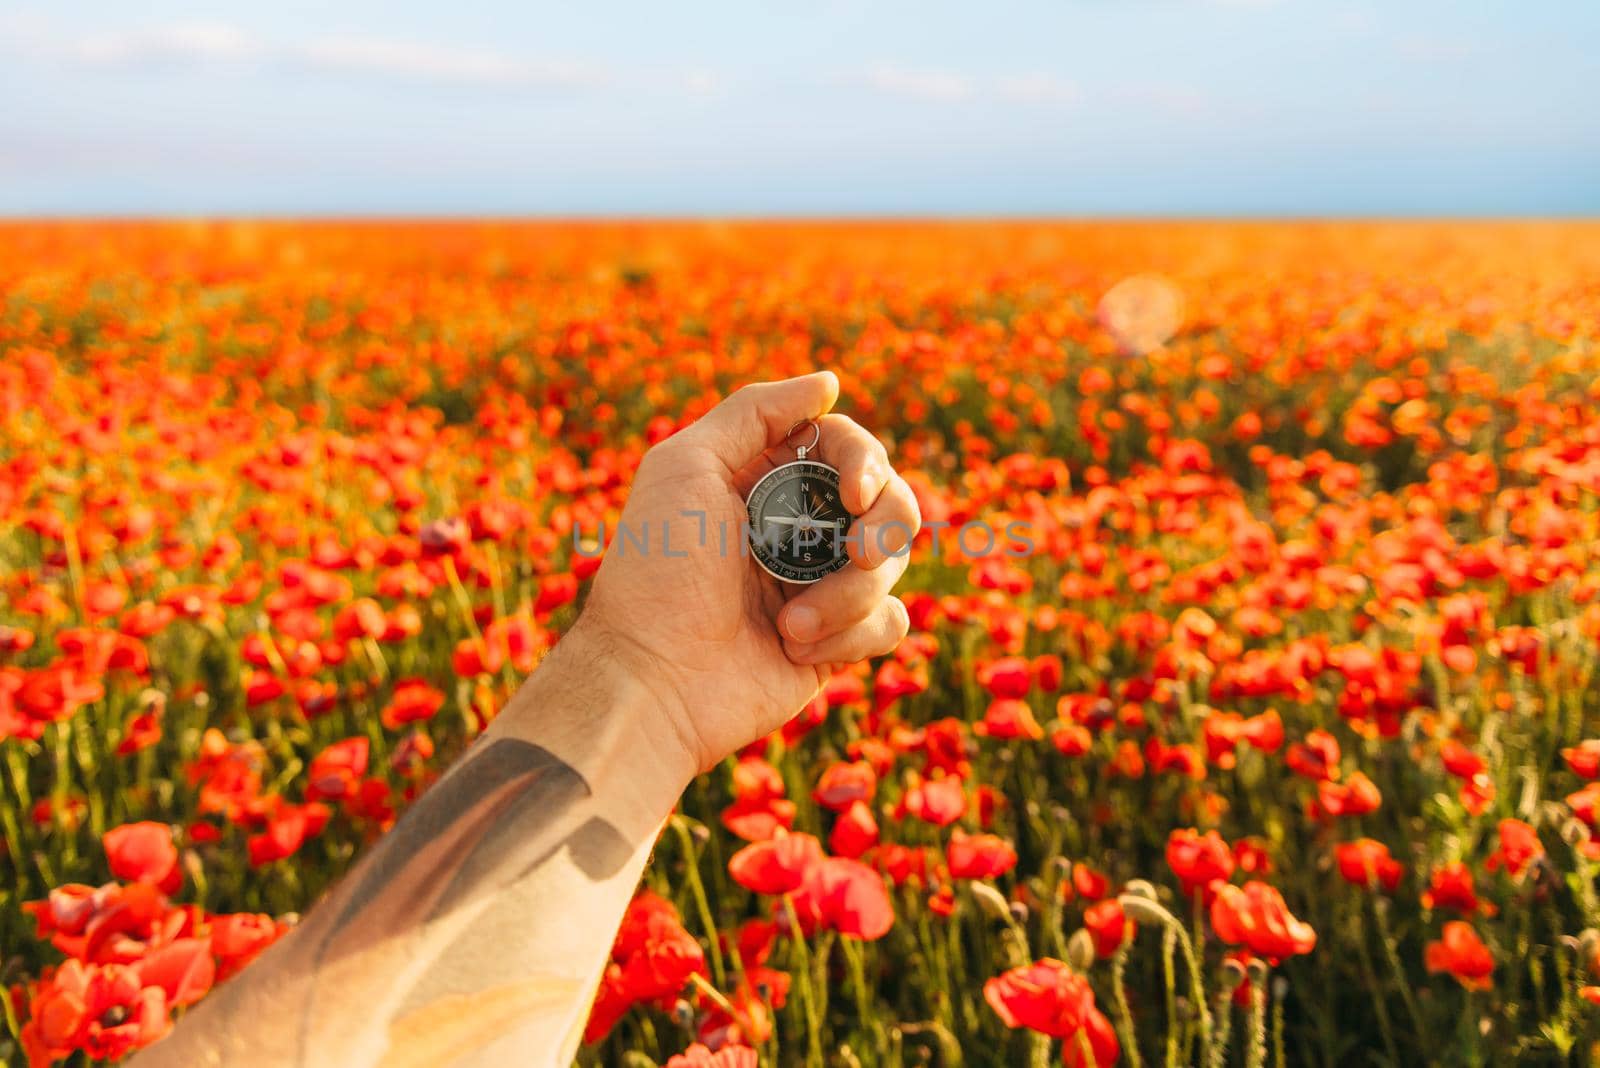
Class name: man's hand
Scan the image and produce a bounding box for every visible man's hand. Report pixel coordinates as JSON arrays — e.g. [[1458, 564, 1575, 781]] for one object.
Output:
[[578, 371, 922, 777], [132, 373, 917, 1068]]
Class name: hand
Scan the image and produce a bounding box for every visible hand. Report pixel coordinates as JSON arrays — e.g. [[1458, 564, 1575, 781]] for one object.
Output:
[[575, 372, 921, 777]]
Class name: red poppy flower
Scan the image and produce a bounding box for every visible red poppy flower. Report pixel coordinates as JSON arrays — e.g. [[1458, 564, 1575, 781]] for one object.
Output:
[[1032, 654, 1064, 692], [247, 802, 330, 867], [102, 822, 181, 895], [209, 912, 288, 980], [1146, 738, 1206, 780], [1072, 863, 1112, 902], [1484, 818, 1543, 880], [1232, 837, 1272, 876], [664, 1043, 757, 1068], [1285, 730, 1341, 781], [978, 656, 1033, 699], [983, 958, 1119, 1067], [19, 959, 170, 1065], [813, 760, 877, 812], [1166, 828, 1236, 900], [1335, 838, 1403, 892], [379, 678, 446, 730], [1240, 709, 1284, 754], [133, 936, 215, 1008], [873, 844, 933, 887], [947, 829, 1019, 880], [829, 800, 879, 859], [1420, 862, 1492, 916], [1052, 723, 1093, 758], [902, 774, 967, 827], [305, 737, 370, 803], [728, 832, 823, 896], [721, 797, 797, 843], [1210, 881, 1316, 961], [1083, 899, 1133, 958], [976, 698, 1045, 741], [1438, 740, 1486, 779], [1310, 772, 1381, 821], [587, 891, 707, 1042], [1424, 921, 1494, 990], [116, 705, 164, 755], [1563, 740, 1600, 780], [786, 857, 895, 940], [1567, 783, 1600, 828]]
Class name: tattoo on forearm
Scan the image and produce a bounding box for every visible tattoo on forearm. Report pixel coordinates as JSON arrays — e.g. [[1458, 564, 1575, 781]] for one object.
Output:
[[289, 738, 636, 1066]]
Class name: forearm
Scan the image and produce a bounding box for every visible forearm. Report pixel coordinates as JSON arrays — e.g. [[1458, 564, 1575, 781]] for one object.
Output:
[[133, 622, 694, 1068]]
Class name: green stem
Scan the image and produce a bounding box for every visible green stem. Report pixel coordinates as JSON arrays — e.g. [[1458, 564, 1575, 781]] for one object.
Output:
[[1372, 897, 1426, 1044], [1210, 988, 1235, 1068], [1245, 973, 1267, 1068], [1163, 926, 1180, 1068], [1111, 944, 1144, 1068], [669, 817, 727, 989], [783, 893, 825, 1068], [840, 935, 879, 1055]]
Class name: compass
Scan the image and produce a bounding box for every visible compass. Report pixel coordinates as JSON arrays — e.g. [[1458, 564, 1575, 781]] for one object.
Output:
[[745, 421, 852, 584]]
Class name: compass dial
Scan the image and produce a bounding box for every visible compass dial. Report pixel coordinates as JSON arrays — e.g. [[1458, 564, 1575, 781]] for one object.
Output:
[[745, 460, 852, 583]]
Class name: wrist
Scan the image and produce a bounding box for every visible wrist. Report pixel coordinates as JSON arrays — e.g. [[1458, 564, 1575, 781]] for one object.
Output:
[[490, 616, 699, 833]]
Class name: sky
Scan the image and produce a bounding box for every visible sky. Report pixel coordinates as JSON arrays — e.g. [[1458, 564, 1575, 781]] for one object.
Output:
[[0, 1, 1595, 216]]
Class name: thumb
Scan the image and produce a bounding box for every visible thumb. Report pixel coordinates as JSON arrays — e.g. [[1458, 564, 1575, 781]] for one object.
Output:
[[682, 372, 840, 471]]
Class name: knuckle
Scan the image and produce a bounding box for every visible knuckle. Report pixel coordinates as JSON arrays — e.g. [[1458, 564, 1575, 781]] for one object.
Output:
[[635, 440, 681, 480], [634, 445, 667, 480], [733, 382, 774, 414], [887, 475, 920, 523], [886, 596, 911, 637]]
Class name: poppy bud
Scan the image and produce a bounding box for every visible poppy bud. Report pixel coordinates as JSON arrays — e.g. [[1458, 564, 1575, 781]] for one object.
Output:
[[1118, 894, 1177, 928], [969, 881, 1012, 922], [1122, 879, 1160, 901], [1067, 928, 1097, 971], [1220, 958, 1248, 991]]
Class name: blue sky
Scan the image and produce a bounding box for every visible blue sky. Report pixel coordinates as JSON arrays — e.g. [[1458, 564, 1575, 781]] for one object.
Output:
[[0, 1, 1595, 215]]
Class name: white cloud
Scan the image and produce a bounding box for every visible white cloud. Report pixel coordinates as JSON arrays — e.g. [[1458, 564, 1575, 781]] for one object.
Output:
[[682, 69, 721, 95], [294, 36, 604, 89], [861, 64, 974, 102], [10, 17, 611, 92], [850, 65, 1084, 109], [995, 73, 1083, 108], [76, 21, 261, 65], [1395, 36, 1480, 62]]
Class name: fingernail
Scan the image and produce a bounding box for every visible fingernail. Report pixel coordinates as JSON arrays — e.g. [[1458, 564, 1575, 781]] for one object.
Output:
[[786, 605, 820, 642], [787, 640, 816, 659], [859, 473, 882, 511], [858, 523, 880, 567]]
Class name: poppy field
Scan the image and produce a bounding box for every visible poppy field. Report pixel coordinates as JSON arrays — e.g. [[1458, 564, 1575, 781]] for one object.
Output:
[[5, 220, 1600, 1067]]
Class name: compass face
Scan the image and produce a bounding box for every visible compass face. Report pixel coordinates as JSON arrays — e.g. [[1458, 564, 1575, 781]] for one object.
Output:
[[745, 460, 852, 583]]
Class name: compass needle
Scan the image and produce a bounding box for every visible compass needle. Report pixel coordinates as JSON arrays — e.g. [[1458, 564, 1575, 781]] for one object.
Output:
[[743, 421, 850, 584]]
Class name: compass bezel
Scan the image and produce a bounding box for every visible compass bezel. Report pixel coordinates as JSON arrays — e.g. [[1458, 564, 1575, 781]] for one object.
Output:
[[745, 459, 852, 584]]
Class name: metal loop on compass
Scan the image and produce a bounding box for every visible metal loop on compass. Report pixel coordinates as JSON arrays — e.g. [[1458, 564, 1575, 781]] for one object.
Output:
[[785, 419, 822, 461]]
